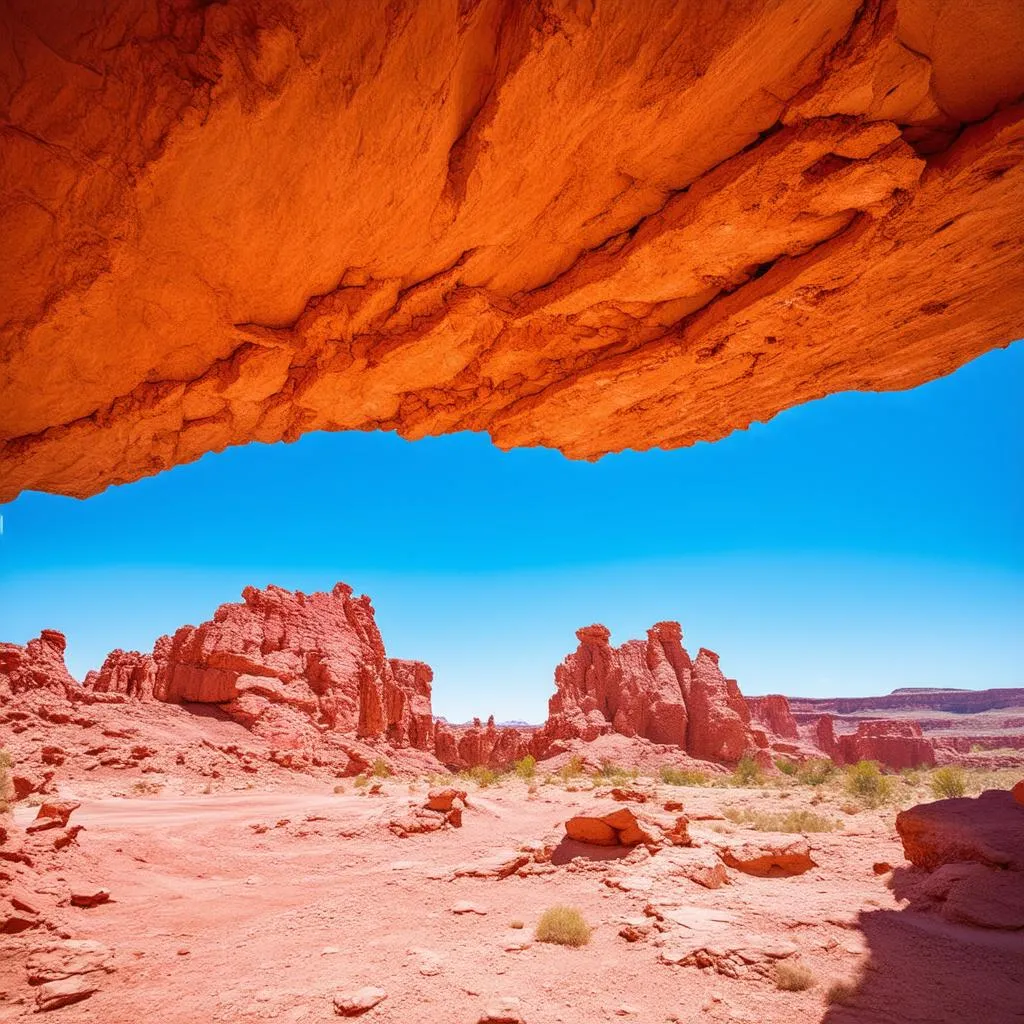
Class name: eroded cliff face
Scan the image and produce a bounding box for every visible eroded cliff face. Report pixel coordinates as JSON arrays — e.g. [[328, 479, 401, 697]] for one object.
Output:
[[2, 0, 1023, 499], [544, 621, 757, 763]]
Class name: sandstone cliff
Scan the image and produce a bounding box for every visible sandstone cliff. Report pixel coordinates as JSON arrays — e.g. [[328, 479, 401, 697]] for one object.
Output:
[[2, 0, 1023, 500], [542, 622, 758, 764]]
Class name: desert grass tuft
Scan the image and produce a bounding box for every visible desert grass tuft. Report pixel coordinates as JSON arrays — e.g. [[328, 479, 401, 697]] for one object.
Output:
[[535, 905, 591, 947]]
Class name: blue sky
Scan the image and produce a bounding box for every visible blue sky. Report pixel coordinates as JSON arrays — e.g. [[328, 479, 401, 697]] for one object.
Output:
[[2, 342, 1022, 721]]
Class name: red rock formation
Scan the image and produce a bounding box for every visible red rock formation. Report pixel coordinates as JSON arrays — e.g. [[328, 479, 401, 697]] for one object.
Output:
[[816, 715, 936, 770], [0, 631, 76, 699], [746, 695, 799, 740], [83, 650, 157, 700], [433, 717, 531, 771], [140, 584, 435, 757], [542, 622, 756, 764], [2, 2, 1023, 500]]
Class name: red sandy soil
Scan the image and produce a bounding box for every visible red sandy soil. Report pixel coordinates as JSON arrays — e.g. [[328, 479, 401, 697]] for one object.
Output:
[[3, 775, 1022, 1024]]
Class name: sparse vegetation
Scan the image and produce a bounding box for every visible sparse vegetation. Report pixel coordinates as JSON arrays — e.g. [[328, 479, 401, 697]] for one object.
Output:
[[371, 758, 392, 778], [731, 753, 763, 786], [826, 979, 859, 1005], [463, 765, 499, 787], [535, 905, 592, 947], [930, 765, 967, 799], [774, 757, 798, 776], [796, 758, 836, 786], [333, 784, 346, 794], [0, 749, 13, 812], [353, 774, 369, 788], [723, 806, 836, 833], [844, 760, 893, 808], [514, 755, 536, 780], [130, 780, 163, 796], [557, 755, 585, 781], [776, 960, 817, 991], [660, 765, 709, 786], [509, 919, 525, 930]]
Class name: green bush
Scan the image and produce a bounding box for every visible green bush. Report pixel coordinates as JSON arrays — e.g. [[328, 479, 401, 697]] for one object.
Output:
[[731, 753, 763, 786], [535, 905, 591, 947], [844, 761, 893, 807], [371, 758, 392, 778], [558, 755, 585, 781], [796, 758, 837, 786], [659, 766, 708, 786], [775, 757, 798, 776], [514, 755, 536, 780], [930, 766, 967, 799]]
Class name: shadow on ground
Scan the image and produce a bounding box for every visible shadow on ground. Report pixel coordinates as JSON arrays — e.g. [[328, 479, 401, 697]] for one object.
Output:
[[550, 837, 635, 865], [821, 903, 1024, 1024]]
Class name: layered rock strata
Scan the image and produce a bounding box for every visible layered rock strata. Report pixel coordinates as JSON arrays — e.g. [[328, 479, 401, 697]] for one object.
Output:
[[2, 1, 1023, 500]]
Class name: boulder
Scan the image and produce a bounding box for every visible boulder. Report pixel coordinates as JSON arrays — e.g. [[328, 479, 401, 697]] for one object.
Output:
[[1012, 780, 1024, 807], [425, 788, 468, 812], [896, 789, 1024, 871], [714, 837, 816, 877], [26, 801, 80, 834]]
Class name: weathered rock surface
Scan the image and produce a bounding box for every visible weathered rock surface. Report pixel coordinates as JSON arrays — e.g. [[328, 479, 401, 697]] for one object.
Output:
[[815, 714, 936, 770], [896, 789, 1024, 872], [713, 837, 817, 877], [543, 622, 757, 763], [2, 2, 1023, 500]]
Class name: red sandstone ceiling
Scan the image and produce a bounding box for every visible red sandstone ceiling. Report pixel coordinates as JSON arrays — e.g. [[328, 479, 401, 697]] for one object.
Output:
[[1, 0, 1022, 500]]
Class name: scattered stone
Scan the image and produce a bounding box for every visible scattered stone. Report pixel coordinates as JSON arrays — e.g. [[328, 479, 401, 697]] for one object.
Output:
[[426, 787, 468, 812], [714, 837, 816, 877], [478, 996, 525, 1023], [333, 986, 387, 1016], [26, 801, 80, 834], [70, 888, 110, 908], [873, 861, 893, 875], [452, 901, 488, 915]]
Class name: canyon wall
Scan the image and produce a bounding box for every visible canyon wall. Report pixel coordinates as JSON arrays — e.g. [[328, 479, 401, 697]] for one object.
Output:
[[2, 0, 1023, 500]]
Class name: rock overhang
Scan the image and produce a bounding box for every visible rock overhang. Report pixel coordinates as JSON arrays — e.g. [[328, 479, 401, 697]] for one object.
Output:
[[1, 0, 1023, 500]]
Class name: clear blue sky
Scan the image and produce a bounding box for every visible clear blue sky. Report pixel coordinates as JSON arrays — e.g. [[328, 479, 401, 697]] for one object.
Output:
[[2, 343, 1022, 722]]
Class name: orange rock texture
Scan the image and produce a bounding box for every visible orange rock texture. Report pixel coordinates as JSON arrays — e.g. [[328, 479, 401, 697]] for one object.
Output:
[[2, 0, 1023, 499]]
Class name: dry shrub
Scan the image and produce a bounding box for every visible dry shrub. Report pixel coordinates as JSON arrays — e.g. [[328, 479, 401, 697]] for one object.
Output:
[[660, 766, 708, 786], [0, 749, 12, 813], [826, 979, 859, 1005], [929, 766, 967, 799], [722, 806, 836, 833], [509, 920, 525, 930], [535, 905, 591, 947], [776, 960, 816, 991]]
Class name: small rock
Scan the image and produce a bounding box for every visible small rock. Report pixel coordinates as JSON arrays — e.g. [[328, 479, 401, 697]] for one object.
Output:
[[333, 986, 387, 1016], [872, 862, 893, 875], [479, 996, 525, 1023], [452, 901, 488, 915], [70, 889, 110, 909]]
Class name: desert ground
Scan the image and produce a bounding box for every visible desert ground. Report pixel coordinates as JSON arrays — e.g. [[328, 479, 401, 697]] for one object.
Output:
[[4, 761, 1022, 1024]]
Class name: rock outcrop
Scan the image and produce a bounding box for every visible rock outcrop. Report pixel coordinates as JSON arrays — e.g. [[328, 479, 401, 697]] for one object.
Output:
[[2, 2, 1023, 500], [746, 695, 800, 740], [542, 622, 757, 763], [896, 788, 1024, 932], [83, 650, 158, 700], [433, 717, 532, 771], [90, 584, 438, 759], [816, 715, 936, 770]]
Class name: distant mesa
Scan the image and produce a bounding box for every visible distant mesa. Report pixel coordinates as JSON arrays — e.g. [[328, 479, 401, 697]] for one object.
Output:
[[2, 582, 1023, 799]]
